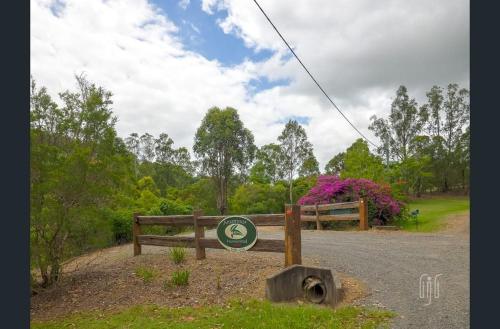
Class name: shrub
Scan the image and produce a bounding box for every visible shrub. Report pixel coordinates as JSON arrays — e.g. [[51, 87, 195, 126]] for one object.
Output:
[[169, 246, 187, 264], [171, 270, 190, 286], [109, 209, 133, 244], [135, 266, 156, 283], [298, 175, 404, 224]]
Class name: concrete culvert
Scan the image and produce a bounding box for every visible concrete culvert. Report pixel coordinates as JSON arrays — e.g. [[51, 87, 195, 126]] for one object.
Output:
[[302, 276, 327, 304], [265, 265, 341, 307]]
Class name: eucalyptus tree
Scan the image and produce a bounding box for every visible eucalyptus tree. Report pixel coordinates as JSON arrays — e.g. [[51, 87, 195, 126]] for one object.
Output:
[[193, 107, 256, 215], [277, 120, 314, 203], [420, 84, 470, 191], [369, 85, 425, 162], [324, 152, 345, 176], [299, 151, 320, 177], [139, 133, 155, 162], [154, 133, 175, 163], [250, 143, 283, 184]]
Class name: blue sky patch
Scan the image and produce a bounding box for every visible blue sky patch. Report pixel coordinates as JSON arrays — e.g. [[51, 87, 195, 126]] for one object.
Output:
[[247, 76, 291, 95], [153, 0, 274, 66], [274, 115, 312, 126]]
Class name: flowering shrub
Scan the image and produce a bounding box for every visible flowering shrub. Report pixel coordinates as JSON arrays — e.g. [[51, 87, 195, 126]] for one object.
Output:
[[298, 175, 404, 224]]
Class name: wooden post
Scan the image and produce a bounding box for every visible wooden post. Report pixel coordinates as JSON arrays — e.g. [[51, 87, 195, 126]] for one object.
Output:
[[193, 210, 206, 260], [359, 197, 369, 230], [133, 213, 142, 256], [285, 204, 301, 266], [315, 203, 322, 230]]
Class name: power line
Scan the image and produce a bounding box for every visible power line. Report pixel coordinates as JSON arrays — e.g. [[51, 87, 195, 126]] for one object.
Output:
[[251, 0, 379, 148]]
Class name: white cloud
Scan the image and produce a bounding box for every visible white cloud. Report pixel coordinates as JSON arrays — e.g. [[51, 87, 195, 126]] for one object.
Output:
[[31, 0, 469, 170], [178, 0, 190, 10]]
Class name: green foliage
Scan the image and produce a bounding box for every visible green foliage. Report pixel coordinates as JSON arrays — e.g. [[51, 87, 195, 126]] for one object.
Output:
[[31, 300, 395, 329], [230, 183, 287, 214], [341, 139, 385, 182], [277, 120, 315, 203], [168, 247, 187, 264], [30, 75, 136, 287], [135, 266, 157, 283], [370, 84, 469, 195], [109, 208, 134, 244], [194, 107, 256, 214], [325, 152, 345, 175], [171, 270, 190, 286]]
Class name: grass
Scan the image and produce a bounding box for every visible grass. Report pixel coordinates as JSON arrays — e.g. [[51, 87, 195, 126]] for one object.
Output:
[[399, 196, 469, 232], [135, 266, 157, 283], [169, 246, 187, 264], [31, 299, 395, 329], [171, 269, 190, 286]]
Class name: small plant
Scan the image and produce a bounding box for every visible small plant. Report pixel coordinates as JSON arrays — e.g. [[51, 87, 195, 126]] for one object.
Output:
[[169, 246, 187, 264], [135, 266, 156, 283], [171, 270, 190, 286]]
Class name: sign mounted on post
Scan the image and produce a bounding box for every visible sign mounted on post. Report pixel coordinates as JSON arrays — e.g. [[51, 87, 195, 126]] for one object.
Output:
[[216, 216, 258, 252]]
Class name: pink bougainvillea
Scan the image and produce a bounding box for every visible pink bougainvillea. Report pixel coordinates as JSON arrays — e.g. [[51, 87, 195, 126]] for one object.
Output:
[[298, 175, 403, 223]]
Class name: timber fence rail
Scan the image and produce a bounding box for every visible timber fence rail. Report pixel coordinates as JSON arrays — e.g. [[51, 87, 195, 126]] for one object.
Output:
[[133, 204, 302, 266], [300, 197, 369, 231]]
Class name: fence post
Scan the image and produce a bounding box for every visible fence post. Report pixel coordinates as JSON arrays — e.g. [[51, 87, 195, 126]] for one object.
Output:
[[315, 203, 322, 230], [193, 210, 206, 260], [285, 204, 302, 266], [133, 213, 142, 256], [359, 197, 369, 230]]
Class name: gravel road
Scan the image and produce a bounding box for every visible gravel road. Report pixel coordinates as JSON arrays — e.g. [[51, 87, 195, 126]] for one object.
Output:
[[206, 215, 470, 328]]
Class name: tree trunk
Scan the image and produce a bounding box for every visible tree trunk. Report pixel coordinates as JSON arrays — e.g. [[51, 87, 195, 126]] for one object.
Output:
[[289, 176, 293, 204]]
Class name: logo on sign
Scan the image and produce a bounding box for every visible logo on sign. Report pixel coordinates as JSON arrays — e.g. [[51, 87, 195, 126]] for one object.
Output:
[[216, 216, 257, 252]]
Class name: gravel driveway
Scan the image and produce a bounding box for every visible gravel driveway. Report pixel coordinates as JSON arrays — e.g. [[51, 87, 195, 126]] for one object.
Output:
[[206, 215, 470, 328]]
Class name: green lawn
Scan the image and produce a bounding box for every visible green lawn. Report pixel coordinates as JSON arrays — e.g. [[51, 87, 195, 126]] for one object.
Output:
[[32, 299, 395, 329], [399, 196, 470, 232]]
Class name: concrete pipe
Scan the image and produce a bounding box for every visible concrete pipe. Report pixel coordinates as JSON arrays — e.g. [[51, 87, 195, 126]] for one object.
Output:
[[302, 276, 327, 304]]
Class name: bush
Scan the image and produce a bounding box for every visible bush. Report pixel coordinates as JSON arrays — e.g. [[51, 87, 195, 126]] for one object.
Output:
[[169, 247, 187, 264], [171, 270, 190, 286], [109, 209, 133, 244], [135, 266, 156, 283], [298, 175, 404, 224]]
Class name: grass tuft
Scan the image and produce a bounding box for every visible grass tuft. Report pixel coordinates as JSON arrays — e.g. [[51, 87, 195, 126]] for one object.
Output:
[[169, 246, 187, 264], [135, 266, 156, 283], [171, 270, 190, 286]]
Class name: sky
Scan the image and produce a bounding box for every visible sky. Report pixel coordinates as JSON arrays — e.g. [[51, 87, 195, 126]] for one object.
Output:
[[30, 0, 470, 169]]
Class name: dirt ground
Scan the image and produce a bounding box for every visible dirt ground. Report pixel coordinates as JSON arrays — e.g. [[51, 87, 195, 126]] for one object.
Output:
[[31, 242, 367, 321], [441, 213, 470, 235]]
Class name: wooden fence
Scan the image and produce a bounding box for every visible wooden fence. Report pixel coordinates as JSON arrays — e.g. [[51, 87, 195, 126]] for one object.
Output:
[[300, 197, 368, 231], [133, 204, 302, 267]]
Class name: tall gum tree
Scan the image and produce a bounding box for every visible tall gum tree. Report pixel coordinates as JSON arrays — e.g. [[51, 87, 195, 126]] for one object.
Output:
[[277, 120, 314, 204], [193, 107, 255, 215]]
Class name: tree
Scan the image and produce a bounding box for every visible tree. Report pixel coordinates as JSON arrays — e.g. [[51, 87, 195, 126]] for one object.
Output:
[[230, 183, 287, 214], [30, 75, 134, 287], [249, 143, 283, 184], [173, 147, 196, 175], [193, 107, 256, 214], [324, 152, 345, 175], [125, 133, 140, 158], [341, 139, 385, 182], [369, 85, 425, 163], [154, 133, 175, 163], [299, 151, 320, 177], [139, 133, 155, 162], [277, 120, 314, 203], [420, 84, 470, 191]]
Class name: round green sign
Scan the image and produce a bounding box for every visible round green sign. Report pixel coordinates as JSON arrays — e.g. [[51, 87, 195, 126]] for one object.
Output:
[[216, 216, 258, 252]]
